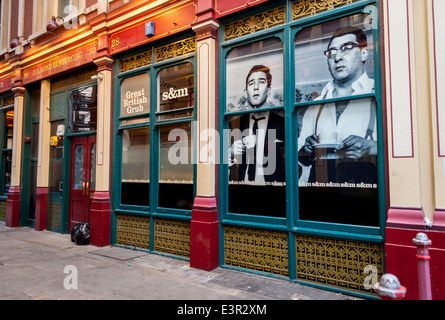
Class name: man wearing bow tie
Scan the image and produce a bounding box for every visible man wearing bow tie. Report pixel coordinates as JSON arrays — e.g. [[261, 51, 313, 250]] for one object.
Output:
[[229, 65, 285, 184]]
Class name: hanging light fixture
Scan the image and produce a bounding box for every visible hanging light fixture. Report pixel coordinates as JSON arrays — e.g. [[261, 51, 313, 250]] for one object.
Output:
[[10, 36, 29, 49], [46, 16, 65, 32]]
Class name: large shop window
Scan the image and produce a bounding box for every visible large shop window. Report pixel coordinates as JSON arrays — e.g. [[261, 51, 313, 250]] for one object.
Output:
[[0, 97, 14, 196], [117, 59, 195, 213], [295, 13, 379, 227], [226, 37, 286, 218], [222, 5, 383, 234], [157, 62, 194, 210]]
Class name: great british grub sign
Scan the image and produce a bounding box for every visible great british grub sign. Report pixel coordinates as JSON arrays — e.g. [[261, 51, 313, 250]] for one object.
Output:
[[120, 73, 150, 117]]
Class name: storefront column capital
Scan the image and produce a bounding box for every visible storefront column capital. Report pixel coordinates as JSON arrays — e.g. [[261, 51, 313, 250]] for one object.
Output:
[[11, 86, 25, 97], [94, 56, 114, 72], [192, 18, 220, 41]]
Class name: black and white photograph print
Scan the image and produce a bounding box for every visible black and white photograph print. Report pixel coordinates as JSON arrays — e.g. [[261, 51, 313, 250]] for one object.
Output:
[[226, 37, 284, 112], [296, 16, 378, 188]]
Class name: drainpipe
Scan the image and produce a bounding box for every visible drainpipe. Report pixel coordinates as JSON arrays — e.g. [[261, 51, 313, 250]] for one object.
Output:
[[412, 232, 432, 300]]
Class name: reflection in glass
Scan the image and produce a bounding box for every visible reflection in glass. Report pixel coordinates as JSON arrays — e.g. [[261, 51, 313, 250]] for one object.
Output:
[[158, 122, 193, 210], [90, 143, 96, 191], [158, 62, 194, 119], [73, 145, 84, 190], [121, 127, 150, 206], [69, 86, 97, 133]]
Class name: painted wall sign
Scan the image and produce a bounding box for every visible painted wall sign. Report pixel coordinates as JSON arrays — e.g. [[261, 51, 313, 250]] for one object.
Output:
[[22, 42, 97, 85], [0, 74, 15, 93], [120, 73, 150, 117]]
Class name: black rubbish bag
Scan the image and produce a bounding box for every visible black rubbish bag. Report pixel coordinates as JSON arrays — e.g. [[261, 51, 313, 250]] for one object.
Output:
[[70, 222, 90, 245]]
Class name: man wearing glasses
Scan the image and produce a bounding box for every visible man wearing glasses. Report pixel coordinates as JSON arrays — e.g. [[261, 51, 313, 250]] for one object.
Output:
[[298, 26, 377, 184]]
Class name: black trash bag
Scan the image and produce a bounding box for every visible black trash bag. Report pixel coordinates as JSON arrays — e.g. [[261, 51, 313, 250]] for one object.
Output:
[[70, 222, 90, 245]]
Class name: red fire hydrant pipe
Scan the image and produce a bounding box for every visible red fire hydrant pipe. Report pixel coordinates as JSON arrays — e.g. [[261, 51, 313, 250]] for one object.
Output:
[[412, 232, 432, 300]]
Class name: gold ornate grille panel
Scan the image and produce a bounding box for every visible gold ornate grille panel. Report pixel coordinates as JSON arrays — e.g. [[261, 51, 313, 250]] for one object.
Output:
[[47, 201, 62, 230], [116, 214, 150, 250], [224, 226, 289, 276], [155, 37, 196, 62], [0, 200, 6, 221], [154, 218, 190, 258], [51, 66, 98, 91], [295, 234, 384, 295], [223, 6, 286, 41], [120, 51, 153, 73], [292, 0, 359, 20]]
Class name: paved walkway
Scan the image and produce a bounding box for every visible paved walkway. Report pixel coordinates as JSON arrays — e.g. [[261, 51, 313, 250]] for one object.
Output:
[[0, 222, 360, 302]]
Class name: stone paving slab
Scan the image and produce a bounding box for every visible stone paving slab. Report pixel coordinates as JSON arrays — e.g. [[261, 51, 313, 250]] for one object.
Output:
[[0, 222, 360, 302]]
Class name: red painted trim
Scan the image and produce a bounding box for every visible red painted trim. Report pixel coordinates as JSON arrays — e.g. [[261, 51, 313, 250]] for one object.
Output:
[[190, 196, 219, 271], [432, 209, 445, 231], [89, 191, 111, 247], [387, 207, 426, 230], [6, 186, 21, 227], [35, 187, 48, 231], [214, 0, 270, 18]]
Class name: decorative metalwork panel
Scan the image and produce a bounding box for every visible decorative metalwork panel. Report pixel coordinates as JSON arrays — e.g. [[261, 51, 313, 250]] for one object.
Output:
[[47, 201, 62, 230], [120, 51, 153, 73], [4, 96, 14, 106], [295, 234, 384, 295], [154, 218, 190, 258], [0, 200, 6, 221], [51, 66, 97, 91], [223, 6, 286, 41], [292, 0, 358, 20], [155, 37, 196, 62], [224, 226, 289, 276], [116, 214, 150, 250]]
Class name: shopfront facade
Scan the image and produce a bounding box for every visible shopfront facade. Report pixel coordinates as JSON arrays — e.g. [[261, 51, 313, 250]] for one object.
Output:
[[1, 0, 444, 300]]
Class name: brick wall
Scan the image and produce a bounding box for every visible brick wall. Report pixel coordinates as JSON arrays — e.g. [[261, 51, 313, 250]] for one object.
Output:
[[10, 0, 18, 40], [24, 0, 33, 37]]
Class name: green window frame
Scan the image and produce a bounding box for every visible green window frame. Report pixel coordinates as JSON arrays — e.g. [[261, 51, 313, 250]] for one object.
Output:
[[219, 0, 385, 241], [113, 36, 197, 223]]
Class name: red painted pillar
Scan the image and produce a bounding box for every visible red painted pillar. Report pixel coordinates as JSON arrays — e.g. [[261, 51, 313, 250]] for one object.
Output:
[[190, 196, 219, 271], [189, 2, 220, 271], [34, 187, 48, 231], [6, 186, 21, 227], [89, 191, 111, 247], [385, 208, 426, 300]]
